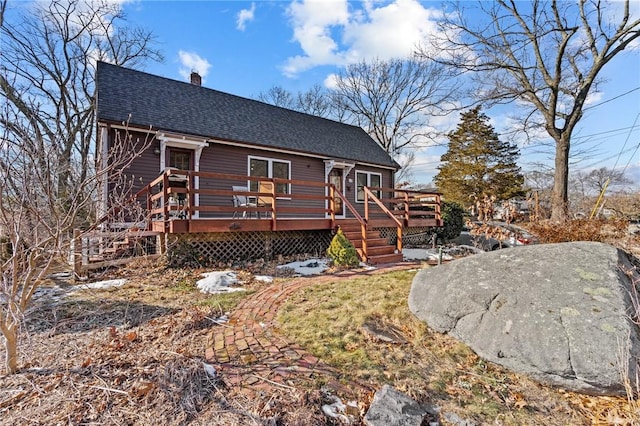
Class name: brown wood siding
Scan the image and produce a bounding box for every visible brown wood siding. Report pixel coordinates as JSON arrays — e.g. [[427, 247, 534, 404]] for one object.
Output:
[[198, 143, 327, 218], [107, 128, 160, 197], [106, 126, 397, 221], [347, 165, 395, 219]]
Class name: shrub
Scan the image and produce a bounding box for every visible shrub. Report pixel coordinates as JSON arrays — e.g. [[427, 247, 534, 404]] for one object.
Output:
[[167, 240, 204, 268], [436, 201, 465, 242], [327, 228, 360, 267], [527, 218, 628, 244]]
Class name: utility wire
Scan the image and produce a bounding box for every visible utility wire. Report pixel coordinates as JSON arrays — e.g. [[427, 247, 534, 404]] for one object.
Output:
[[583, 87, 640, 112], [618, 113, 640, 176]]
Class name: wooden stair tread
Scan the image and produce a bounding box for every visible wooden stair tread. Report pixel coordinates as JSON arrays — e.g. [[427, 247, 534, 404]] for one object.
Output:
[[367, 253, 404, 265], [366, 246, 397, 256], [349, 238, 388, 248]]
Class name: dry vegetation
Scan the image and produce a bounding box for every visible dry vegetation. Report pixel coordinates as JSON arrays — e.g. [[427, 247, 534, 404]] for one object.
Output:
[[1, 223, 640, 425], [527, 218, 640, 259], [0, 259, 325, 425]]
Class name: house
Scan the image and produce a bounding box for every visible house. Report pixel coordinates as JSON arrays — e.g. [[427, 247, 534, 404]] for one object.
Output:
[[91, 61, 441, 266]]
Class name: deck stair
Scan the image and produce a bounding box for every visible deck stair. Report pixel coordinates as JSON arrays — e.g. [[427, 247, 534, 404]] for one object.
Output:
[[80, 229, 160, 266], [338, 220, 403, 265]]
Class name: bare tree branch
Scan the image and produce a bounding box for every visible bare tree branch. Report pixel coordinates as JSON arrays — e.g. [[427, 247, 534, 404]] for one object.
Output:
[[418, 0, 640, 221], [330, 57, 461, 182], [0, 0, 162, 374]]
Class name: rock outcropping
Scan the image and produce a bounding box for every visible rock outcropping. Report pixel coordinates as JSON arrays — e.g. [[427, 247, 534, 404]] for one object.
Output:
[[409, 241, 640, 396]]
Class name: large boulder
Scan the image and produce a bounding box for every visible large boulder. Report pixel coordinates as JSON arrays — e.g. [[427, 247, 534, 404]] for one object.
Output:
[[408, 241, 640, 396]]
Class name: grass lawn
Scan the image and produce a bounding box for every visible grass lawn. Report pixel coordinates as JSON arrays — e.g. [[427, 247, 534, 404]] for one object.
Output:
[[278, 269, 638, 425]]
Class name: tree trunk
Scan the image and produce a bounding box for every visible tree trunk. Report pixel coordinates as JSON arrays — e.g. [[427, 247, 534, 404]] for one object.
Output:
[[551, 137, 570, 223], [3, 324, 18, 374]]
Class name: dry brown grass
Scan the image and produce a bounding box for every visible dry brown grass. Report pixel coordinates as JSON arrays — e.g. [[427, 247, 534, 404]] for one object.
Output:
[[0, 260, 322, 425], [2, 253, 640, 425], [527, 218, 629, 244]]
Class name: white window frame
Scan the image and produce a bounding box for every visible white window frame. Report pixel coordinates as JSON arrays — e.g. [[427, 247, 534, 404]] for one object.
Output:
[[355, 171, 382, 203], [248, 155, 292, 195]]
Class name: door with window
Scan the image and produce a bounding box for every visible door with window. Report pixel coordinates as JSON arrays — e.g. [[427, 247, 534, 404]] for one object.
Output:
[[166, 148, 194, 215], [328, 169, 344, 216], [167, 148, 193, 171]]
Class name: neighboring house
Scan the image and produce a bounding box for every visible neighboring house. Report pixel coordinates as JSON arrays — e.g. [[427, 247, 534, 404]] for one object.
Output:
[[91, 61, 441, 266]]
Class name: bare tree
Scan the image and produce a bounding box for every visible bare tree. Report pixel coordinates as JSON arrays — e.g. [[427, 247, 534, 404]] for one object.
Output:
[[0, 0, 161, 374], [330, 57, 460, 181], [0, 121, 154, 374], [0, 0, 5, 27], [257, 84, 333, 118], [294, 84, 332, 117], [419, 0, 640, 222], [0, 0, 162, 206], [584, 167, 633, 194], [256, 86, 296, 110]]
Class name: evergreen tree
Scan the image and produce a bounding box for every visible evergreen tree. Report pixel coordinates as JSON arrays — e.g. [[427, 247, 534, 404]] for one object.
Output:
[[434, 107, 524, 208]]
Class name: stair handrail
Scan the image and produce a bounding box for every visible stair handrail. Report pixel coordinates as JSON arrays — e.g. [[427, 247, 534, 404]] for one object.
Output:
[[332, 185, 370, 262], [364, 187, 403, 253]]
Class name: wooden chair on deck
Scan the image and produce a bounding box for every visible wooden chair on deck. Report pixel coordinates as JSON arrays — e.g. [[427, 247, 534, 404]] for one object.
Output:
[[231, 186, 256, 219], [257, 181, 274, 219]]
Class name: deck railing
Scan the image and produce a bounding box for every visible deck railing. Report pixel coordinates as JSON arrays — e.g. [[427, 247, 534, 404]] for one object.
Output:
[[113, 168, 441, 232]]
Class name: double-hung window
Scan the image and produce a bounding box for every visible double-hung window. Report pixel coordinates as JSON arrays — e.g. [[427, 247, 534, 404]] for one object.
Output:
[[248, 156, 291, 194], [356, 171, 382, 202]]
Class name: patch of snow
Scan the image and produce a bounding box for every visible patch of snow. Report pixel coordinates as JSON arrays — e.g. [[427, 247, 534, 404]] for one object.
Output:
[[209, 314, 229, 325], [47, 272, 72, 280], [359, 262, 376, 271], [277, 258, 329, 276], [203, 362, 217, 378], [77, 279, 127, 290], [197, 271, 244, 294], [32, 286, 67, 300], [403, 248, 454, 261], [254, 275, 273, 283], [322, 396, 353, 424]]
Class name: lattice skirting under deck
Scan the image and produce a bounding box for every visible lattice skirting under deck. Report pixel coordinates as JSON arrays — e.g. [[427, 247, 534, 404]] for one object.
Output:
[[375, 226, 438, 247], [166, 230, 333, 265]]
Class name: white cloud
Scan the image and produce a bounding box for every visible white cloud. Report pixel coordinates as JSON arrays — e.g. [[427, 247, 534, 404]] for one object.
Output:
[[236, 3, 256, 31], [584, 90, 604, 106], [178, 51, 212, 82], [342, 0, 440, 60], [282, 0, 442, 77], [323, 73, 339, 89], [283, 0, 350, 76], [626, 162, 640, 185]]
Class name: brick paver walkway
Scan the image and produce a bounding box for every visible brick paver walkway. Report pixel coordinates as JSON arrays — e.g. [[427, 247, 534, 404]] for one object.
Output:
[[205, 262, 421, 395]]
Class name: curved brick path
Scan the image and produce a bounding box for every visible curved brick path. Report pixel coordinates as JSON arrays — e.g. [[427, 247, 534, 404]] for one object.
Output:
[[205, 262, 420, 395]]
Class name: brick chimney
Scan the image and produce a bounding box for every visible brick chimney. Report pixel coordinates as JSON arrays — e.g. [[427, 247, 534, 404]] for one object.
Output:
[[190, 71, 201, 86]]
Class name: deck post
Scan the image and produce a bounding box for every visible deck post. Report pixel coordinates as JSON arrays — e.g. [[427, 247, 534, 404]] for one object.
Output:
[[157, 233, 166, 255], [73, 229, 83, 282], [329, 185, 336, 227]]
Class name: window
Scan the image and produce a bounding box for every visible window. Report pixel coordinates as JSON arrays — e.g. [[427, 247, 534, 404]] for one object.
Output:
[[248, 156, 291, 194], [356, 171, 382, 202], [168, 149, 192, 170]]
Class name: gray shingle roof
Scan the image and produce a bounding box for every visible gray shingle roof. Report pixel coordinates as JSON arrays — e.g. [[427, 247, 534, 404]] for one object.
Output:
[[96, 61, 398, 169]]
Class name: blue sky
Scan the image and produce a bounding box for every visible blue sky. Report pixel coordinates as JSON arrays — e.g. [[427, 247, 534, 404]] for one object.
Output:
[[12, 0, 640, 187], [121, 0, 640, 188]]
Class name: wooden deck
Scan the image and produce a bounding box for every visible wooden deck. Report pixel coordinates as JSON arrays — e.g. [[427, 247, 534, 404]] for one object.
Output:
[[152, 216, 439, 234], [92, 169, 441, 265], [132, 168, 441, 234]]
